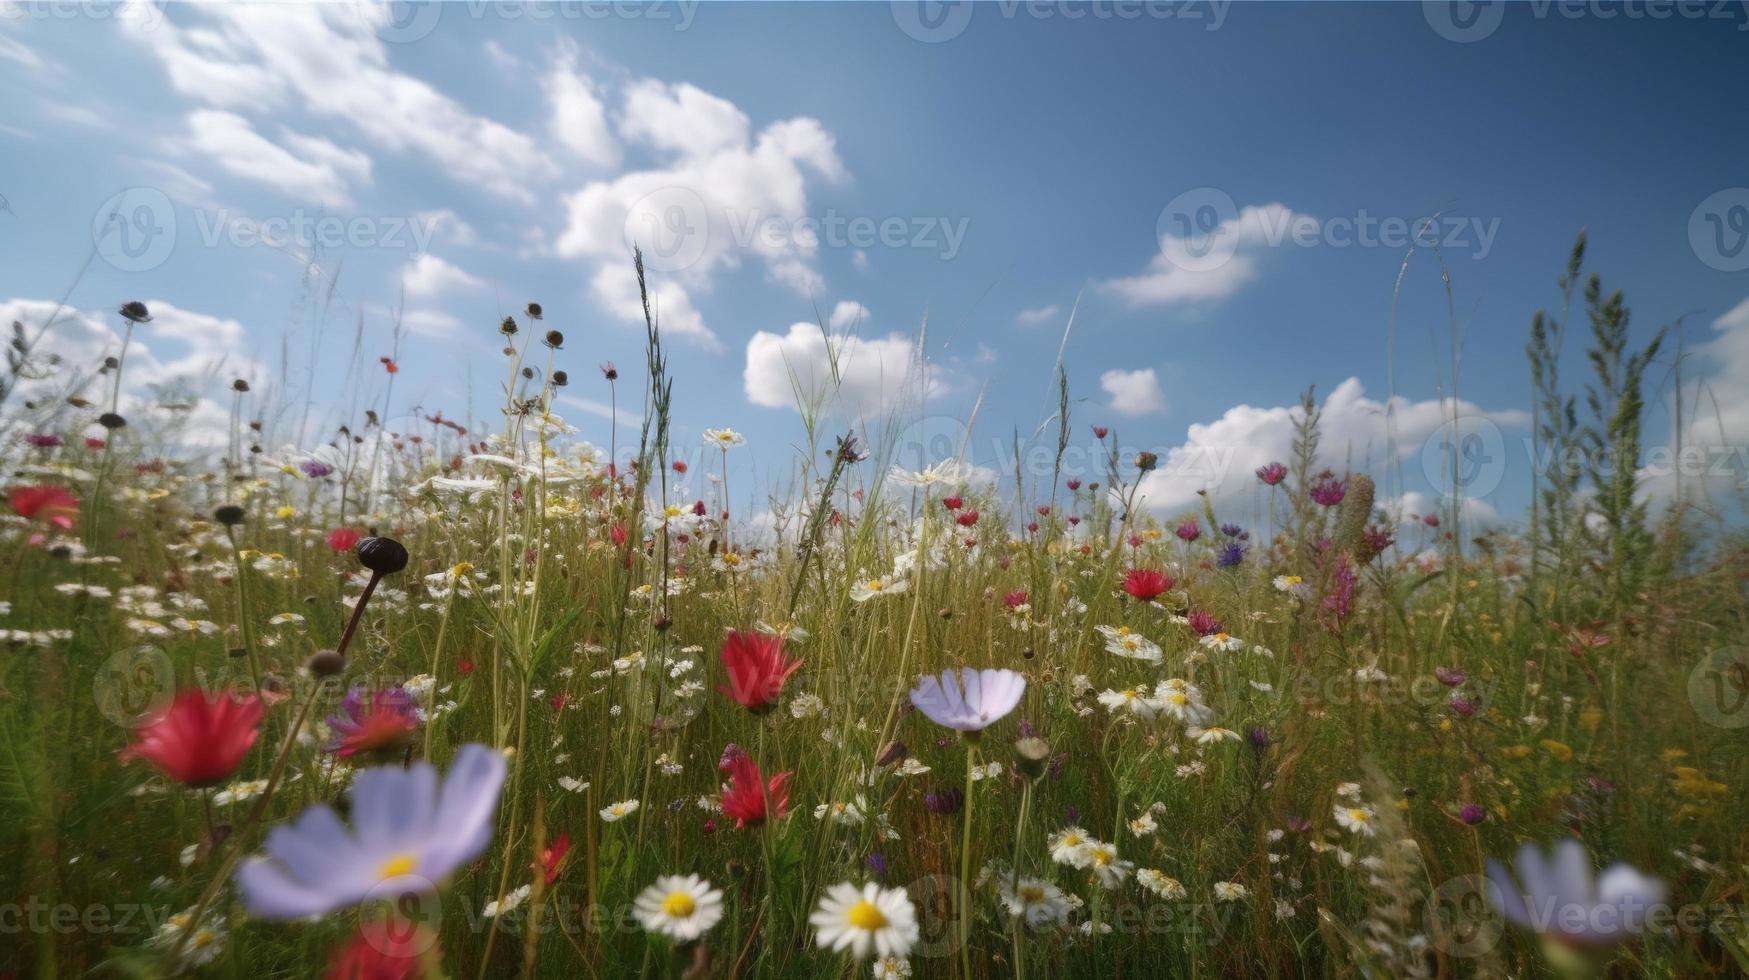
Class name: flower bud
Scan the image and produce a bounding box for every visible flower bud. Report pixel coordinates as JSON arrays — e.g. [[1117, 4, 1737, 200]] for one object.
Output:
[[213, 505, 246, 527], [1135, 451, 1159, 472], [305, 649, 345, 678], [356, 536, 409, 575], [1013, 736, 1052, 779], [119, 301, 152, 323]]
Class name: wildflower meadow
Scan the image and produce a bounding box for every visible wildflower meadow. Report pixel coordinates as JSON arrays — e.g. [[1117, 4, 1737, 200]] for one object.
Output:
[[3, 239, 1747, 979], [4, 5, 1749, 979]]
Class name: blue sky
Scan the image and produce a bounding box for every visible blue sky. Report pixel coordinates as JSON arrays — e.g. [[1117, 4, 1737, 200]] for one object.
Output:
[[3, 2, 1747, 531]]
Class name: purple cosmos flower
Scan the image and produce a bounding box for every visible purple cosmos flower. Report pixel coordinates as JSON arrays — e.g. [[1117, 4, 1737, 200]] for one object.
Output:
[[237, 743, 506, 919], [1485, 839, 1666, 946], [300, 460, 334, 479], [908, 667, 1026, 733]]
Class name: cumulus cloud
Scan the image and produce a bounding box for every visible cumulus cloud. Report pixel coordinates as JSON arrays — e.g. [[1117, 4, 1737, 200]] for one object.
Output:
[[1103, 202, 1304, 308], [1132, 377, 1528, 514], [1015, 304, 1061, 326], [1101, 367, 1166, 416], [744, 311, 943, 418], [401, 254, 482, 298], [1637, 296, 1749, 513], [544, 41, 618, 168], [554, 78, 847, 346]]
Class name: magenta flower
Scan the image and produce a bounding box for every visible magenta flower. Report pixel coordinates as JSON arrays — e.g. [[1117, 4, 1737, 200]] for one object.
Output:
[[1310, 476, 1346, 507], [1175, 519, 1200, 543], [1255, 462, 1287, 486]]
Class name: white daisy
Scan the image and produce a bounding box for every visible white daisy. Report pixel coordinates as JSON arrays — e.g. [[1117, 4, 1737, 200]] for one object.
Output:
[[1084, 841, 1133, 889], [1097, 687, 1160, 719], [702, 428, 746, 450], [810, 881, 920, 960], [1136, 869, 1187, 899], [850, 577, 908, 602], [600, 799, 641, 822], [1048, 827, 1095, 868], [1213, 881, 1250, 902], [999, 877, 1071, 929], [1333, 803, 1377, 837], [633, 873, 725, 942]]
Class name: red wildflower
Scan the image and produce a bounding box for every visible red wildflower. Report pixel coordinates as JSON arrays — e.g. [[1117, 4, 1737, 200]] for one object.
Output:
[[325, 921, 435, 980], [1423, 513, 1440, 527], [720, 754, 792, 829], [25, 433, 63, 448], [10, 485, 79, 529], [1092, 426, 1109, 439], [327, 527, 363, 552], [1003, 590, 1029, 609], [1066, 479, 1081, 491], [1036, 505, 1050, 516], [692, 500, 707, 516], [457, 659, 474, 675], [1187, 609, 1222, 636], [942, 496, 962, 511], [955, 509, 979, 527], [84, 437, 106, 449], [719, 630, 802, 712], [119, 689, 263, 787], [1175, 519, 1201, 543], [1122, 568, 1173, 601], [379, 357, 399, 374], [672, 460, 688, 474], [539, 833, 572, 885]]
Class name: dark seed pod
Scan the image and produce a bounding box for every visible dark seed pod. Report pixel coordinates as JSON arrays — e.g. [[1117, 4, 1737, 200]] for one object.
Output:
[[551, 370, 568, 387], [119, 301, 151, 323], [231, 379, 250, 393], [213, 505, 246, 526], [356, 536, 409, 575], [98, 412, 126, 430], [544, 329, 563, 348], [526, 302, 543, 320], [305, 649, 345, 678], [499, 316, 518, 336]]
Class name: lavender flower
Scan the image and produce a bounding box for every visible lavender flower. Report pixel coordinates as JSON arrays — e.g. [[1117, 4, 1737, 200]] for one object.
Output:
[[300, 460, 334, 479], [908, 667, 1025, 733], [1216, 542, 1246, 568], [237, 743, 506, 919], [1485, 839, 1666, 946]]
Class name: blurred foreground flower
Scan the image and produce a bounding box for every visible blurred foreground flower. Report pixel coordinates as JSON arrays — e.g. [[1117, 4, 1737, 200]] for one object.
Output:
[[237, 743, 506, 919], [326, 686, 421, 758], [909, 667, 1026, 734], [9, 485, 79, 529], [1485, 839, 1666, 951], [120, 689, 263, 787], [718, 629, 802, 712]]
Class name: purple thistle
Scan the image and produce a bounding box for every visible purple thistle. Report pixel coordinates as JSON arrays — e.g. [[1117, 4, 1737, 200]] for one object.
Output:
[[1216, 542, 1246, 568], [1459, 804, 1486, 825], [1310, 476, 1346, 507], [865, 852, 889, 877], [300, 460, 334, 479]]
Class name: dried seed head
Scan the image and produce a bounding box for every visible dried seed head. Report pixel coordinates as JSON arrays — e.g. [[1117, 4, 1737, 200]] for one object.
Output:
[[305, 649, 345, 678], [213, 504, 246, 527], [118, 301, 151, 323], [97, 412, 126, 430], [1013, 736, 1052, 779], [544, 329, 564, 348], [500, 316, 518, 336], [526, 302, 544, 320]]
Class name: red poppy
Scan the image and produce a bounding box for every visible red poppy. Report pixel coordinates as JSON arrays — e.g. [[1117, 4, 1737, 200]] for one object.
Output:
[[672, 460, 688, 474], [84, 437, 106, 449], [10, 485, 79, 529], [1092, 426, 1109, 439], [1122, 568, 1174, 601], [325, 921, 434, 980], [119, 689, 263, 787], [539, 833, 571, 885], [720, 754, 792, 829], [942, 496, 963, 511], [1066, 479, 1081, 491], [719, 630, 802, 712], [379, 357, 399, 374], [955, 510, 979, 528], [692, 500, 707, 516], [327, 527, 363, 552], [457, 659, 475, 675]]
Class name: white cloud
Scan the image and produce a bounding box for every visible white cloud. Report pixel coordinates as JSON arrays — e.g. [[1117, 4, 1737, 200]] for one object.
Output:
[[828, 301, 870, 330], [1103, 202, 1304, 308], [1101, 367, 1166, 416], [1015, 304, 1060, 326], [555, 79, 846, 344], [544, 42, 618, 168], [125, 2, 554, 202], [401, 253, 482, 298], [1641, 295, 1749, 513], [399, 309, 465, 339], [1132, 377, 1528, 514], [744, 320, 942, 418], [413, 209, 477, 249], [180, 110, 371, 206], [588, 263, 716, 351]]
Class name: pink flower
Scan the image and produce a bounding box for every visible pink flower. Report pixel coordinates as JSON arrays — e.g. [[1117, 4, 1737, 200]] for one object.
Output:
[[120, 689, 263, 787], [326, 527, 363, 552], [1255, 462, 1287, 486], [719, 630, 802, 713], [1175, 519, 1201, 543], [1122, 568, 1173, 601]]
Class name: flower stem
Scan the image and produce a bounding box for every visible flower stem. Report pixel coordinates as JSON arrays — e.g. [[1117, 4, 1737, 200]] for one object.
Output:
[[959, 743, 977, 980]]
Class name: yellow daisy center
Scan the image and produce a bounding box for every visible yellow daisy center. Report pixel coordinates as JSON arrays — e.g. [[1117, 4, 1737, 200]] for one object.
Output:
[[866, 580, 884, 591], [661, 891, 697, 918], [1061, 833, 1082, 847], [1347, 808, 1371, 823], [1020, 884, 1045, 902], [1214, 632, 1230, 642], [1284, 576, 1302, 585], [847, 899, 888, 930], [377, 853, 418, 879], [1092, 848, 1113, 866]]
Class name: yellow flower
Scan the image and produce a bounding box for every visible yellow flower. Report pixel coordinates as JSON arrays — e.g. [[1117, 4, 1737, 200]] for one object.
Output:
[[275, 505, 297, 519], [1500, 745, 1533, 760], [1660, 748, 1689, 764], [1578, 708, 1603, 732], [1539, 740, 1574, 763]]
